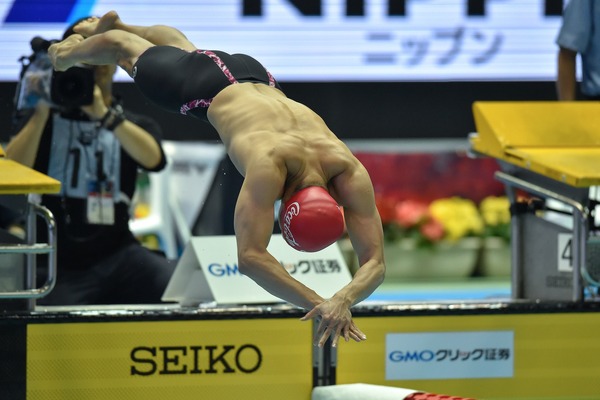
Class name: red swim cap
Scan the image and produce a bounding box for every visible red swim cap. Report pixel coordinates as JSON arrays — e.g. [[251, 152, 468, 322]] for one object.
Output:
[[279, 186, 345, 252]]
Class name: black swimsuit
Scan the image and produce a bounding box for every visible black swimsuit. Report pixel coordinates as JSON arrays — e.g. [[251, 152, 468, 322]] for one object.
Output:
[[132, 46, 281, 122]]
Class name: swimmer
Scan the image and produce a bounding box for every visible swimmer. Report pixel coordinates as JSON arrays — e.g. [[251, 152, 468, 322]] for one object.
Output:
[[49, 11, 386, 347]]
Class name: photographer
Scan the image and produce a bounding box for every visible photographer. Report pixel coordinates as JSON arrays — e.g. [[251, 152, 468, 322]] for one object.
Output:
[[5, 20, 174, 305]]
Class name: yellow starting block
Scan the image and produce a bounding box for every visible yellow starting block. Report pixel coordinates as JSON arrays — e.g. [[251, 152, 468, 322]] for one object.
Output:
[[471, 101, 600, 303], [471, 101, 600, 187], [0, 147, 61, 307], [0, 158, 61, 195]]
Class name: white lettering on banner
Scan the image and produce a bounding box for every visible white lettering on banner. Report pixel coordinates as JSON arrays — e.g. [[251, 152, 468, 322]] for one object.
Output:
[[4, 1, 564, 82], [281, 202, 301, 248], [385, 331, 514, 380]]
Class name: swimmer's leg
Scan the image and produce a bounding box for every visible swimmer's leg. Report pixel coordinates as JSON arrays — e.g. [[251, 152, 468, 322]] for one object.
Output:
[[75, 10, 196, 51], [49, 30, 152, 76]]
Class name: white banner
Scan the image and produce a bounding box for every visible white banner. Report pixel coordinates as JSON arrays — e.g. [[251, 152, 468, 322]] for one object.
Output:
[[129, 141, 226, 259], [162, 234, 353, 306], [161, 141, 226, 232], [385, 331, 514, 380], [1, 0, 564, 82]]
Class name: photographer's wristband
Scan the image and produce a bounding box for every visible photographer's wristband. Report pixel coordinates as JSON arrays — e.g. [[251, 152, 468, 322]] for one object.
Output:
[[99, 104, 125, 131]]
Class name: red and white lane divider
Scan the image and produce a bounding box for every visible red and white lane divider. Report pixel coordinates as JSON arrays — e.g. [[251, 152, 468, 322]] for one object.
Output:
[[312, 383, 476, 400]]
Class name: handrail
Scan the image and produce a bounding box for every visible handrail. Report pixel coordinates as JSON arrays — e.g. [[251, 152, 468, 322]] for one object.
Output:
[[0, 203, 57, 299]]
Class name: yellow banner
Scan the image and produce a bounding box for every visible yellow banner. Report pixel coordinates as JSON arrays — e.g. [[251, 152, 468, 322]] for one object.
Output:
[[27, 319, 312, 400], [337, 312, 600, 399]]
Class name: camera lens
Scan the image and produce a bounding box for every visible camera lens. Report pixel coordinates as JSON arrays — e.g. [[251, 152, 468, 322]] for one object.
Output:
[[51, 67, 94, 107]]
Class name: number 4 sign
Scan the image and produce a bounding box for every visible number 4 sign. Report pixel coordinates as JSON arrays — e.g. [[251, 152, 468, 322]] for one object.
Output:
[[557, 233, 573, 273]]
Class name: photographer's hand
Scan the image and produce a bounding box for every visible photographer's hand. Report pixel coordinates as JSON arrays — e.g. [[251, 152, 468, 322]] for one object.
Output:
[[80, 84, 163, 169], [5, 102, 50, 168]]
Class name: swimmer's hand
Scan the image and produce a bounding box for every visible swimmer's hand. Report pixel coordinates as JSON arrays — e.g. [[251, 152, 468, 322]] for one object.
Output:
[[301, 298, 367, 347]]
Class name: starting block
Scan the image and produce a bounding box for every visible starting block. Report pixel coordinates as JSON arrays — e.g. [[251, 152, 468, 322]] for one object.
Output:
[[0, 148, 61, 309], [471, 101, 600, 302]]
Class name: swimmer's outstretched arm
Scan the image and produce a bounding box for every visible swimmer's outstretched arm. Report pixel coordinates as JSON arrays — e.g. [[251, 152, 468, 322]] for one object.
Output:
[[234, 159, 368, 347], [301, 161, 386, 345]]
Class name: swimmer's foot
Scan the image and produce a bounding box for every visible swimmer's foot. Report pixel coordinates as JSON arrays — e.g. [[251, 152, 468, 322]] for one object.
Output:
[[48, 34, 84, 71], [74, 10, 120, 37]]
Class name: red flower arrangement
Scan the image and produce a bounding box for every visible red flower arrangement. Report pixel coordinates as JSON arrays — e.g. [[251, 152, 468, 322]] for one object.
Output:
[[376, 195, 484, 247]]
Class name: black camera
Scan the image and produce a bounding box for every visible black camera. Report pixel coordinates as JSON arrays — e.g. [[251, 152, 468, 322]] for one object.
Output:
[[14, 36, 95, 110], [51, 66, 95, 108]]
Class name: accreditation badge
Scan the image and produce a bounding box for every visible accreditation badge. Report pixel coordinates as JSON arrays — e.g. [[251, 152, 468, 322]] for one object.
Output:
[[86, 180, 115, 225]]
